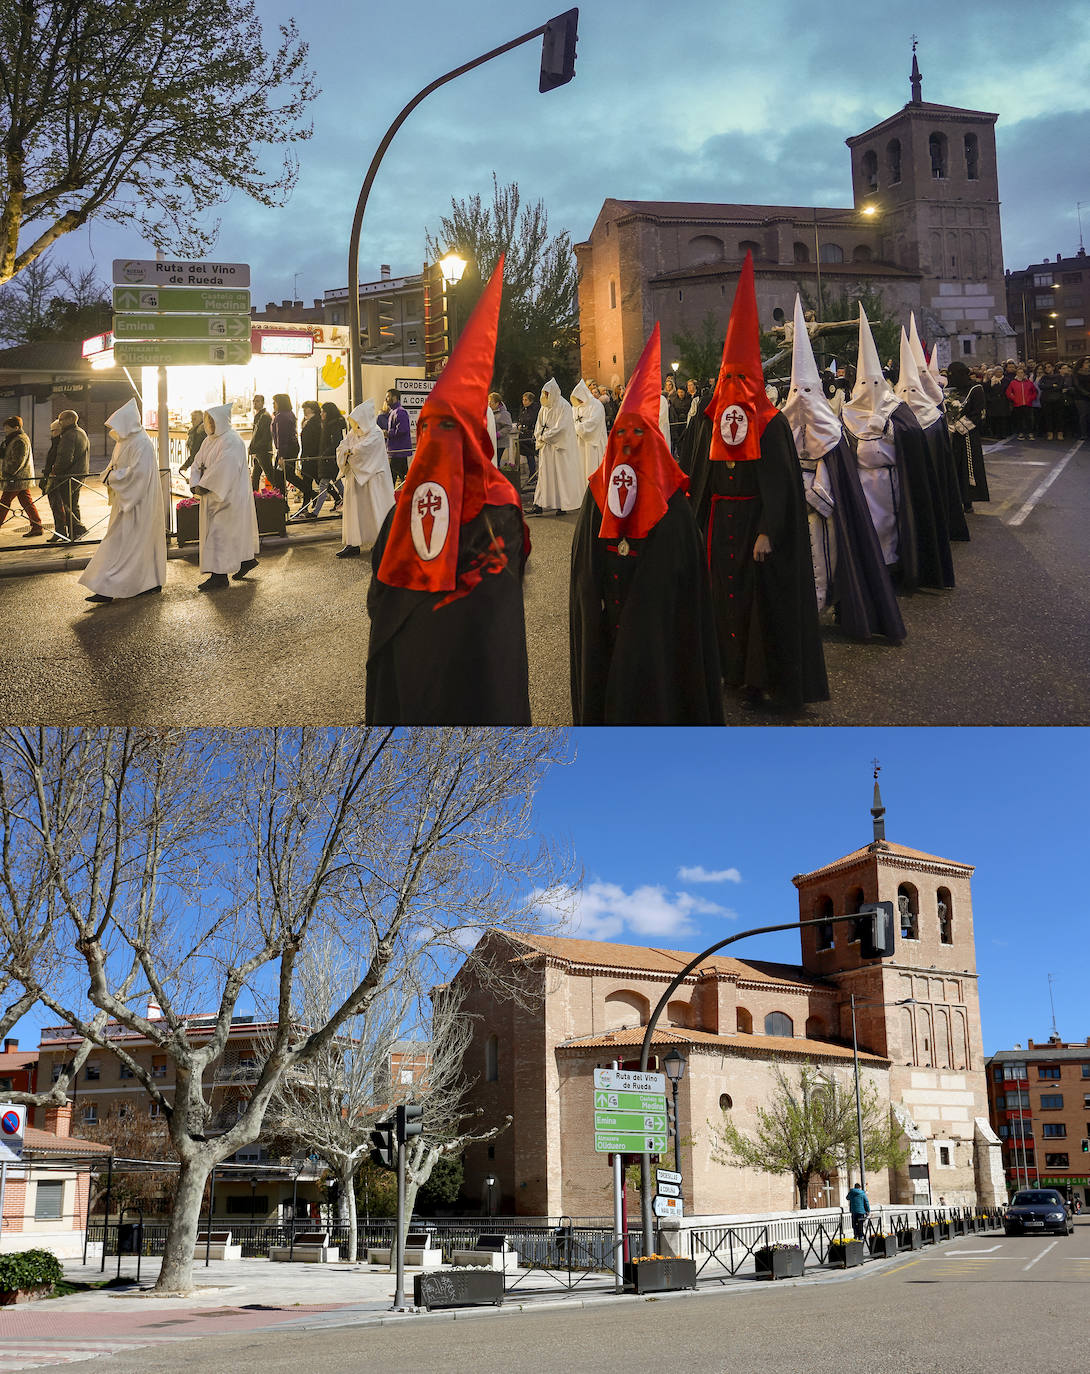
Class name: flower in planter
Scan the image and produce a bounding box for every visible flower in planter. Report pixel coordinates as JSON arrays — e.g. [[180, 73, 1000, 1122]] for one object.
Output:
[[254, 489, 286, 501], [176, 497, 199, 509]]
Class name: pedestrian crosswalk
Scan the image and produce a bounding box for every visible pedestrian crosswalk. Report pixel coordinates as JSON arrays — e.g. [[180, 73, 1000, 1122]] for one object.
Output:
[[0, 1335, 183, 1371]]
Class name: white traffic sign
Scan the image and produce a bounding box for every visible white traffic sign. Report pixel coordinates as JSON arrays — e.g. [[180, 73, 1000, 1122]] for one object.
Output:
[[656, 1168, 682, 1185], [0, 1103, 26, 1162], [113, 258, 250, 289], [656, 1181, 682, 1198], [653, 1195, 684, 1219], [593, 1068, 666, 1094]]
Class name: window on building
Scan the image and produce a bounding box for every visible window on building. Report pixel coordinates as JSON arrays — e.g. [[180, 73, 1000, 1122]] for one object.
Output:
[[736, 1007, 753, 1034], [719, 1093, 733, 1110], [995, 1093, 1005, 1110], [1042, 1123, 1067, 1138], [148, 1101, 161, 1117], [1044, 1153, 1069, 1169], [1009, 1116, 1031, 1138], [151, 1056, 167, 1079], [1033, 272, 1053, 287], [937, 888, 953, 944], [1065, 317, 1086, 328], [1082, 1065, 1090, 1078], [764, 1011, 794, 1037], [938, 1146, 951, 1166], [897, 883, 919, 940], [993, 1066, 1003, 1082], [738, 239, 761, 259], [964, 133, 979, 180], [1085, 1094, 1090, 1109], [487, 1144, 495, 1160], [687, 234, 725, 265], [1003, 1061, 1027, 1080], [1040, 1093, 1064, 1110], [84, 1062, 100, 1081], [1062, 272, 1083, 284], [52, 1061, 72, 1083], [117, 1103, 132, 1120], [1007, 1089, 1030, 1108], [862, 149, 878, 191], [81, 1104, 97, 1124], [929, 132, 948, 179], [819, 242, 844, 264], [886, 138, 902, 184], [609, 279, 617, 310], [119, 1063, 134, 1079], [484, 1034, 499, 1083], [793, 241, 810, 263], [961, 338, 974, 356], [34, 1181, 64, 1221], [852, 244, 873, 263], [1035, 294, 1055, 309], [1038, 1066, 1061, 1079]]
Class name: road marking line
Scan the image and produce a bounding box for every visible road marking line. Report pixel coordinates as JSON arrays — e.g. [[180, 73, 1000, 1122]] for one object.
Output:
[[1008, 440, 1084, 526], [945, 1246, 1002, 1254], [1023, 1240, 1059, 1270]]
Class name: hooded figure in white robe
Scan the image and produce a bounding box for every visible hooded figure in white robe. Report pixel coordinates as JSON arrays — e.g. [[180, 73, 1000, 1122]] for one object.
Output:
[[78, 399, 167, 603], [898, 325, 969, 542], [570, 380, 607, 480], [335, 400, 395, 556], [531, 378, 583, 512], [841, 307, 903, 567], [188, 402, 260, 587]]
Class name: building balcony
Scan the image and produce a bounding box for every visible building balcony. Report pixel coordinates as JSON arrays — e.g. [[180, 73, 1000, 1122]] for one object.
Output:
[[214, 1065, 260, 1085]]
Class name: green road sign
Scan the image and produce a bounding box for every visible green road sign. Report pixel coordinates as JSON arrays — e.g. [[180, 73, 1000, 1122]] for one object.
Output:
[[593, 1089, 667, 1114], [112, 286, 251, 314], [594, 1110, 668, 1134], [594, 1132, 668, 1155], [113, 339, 252, 367], [113, 313, 251, 340]]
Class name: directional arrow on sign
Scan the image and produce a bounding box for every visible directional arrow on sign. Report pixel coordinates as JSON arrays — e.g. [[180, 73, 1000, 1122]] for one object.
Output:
[[595, 1092, 608, 1108], [643, 1115, 666, 1131]]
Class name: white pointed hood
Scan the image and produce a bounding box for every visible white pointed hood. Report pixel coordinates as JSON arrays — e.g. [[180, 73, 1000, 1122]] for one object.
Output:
[[781, 294, 842, 458], [896, 327, 941, 427], [107, 398, 143, 438], [842, 304, 899, 438], [203, 402, 235, 435], [926, 341, 944, 393], [908, 313, 944, 408]]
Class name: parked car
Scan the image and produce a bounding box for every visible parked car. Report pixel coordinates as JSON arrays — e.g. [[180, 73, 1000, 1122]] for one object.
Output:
[[1003, 1189, 1074, 1236]]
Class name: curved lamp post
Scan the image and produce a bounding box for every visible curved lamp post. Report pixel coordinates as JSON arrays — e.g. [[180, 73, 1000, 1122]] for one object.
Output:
[[663, 1047, 686, 1174]]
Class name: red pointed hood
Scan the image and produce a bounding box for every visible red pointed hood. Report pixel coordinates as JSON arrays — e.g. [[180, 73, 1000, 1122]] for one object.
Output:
[[588, 323, 687, 541], [377, 257, 518, 593], [704, 252, 777, 462]]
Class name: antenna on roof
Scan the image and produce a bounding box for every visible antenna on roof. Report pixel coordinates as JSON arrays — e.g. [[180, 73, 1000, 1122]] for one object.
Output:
[[1047, 973, 1060, 1040]]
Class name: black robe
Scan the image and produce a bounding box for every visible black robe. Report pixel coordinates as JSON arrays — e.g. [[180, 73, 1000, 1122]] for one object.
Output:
[[569, 487, 725, 724], [814, 435, 907, 644], [890, 403, 955, 591], [365, 503, 531, 724], [948, 385, 990, 504], [922, 417, 970, 541], [689, 410, 828, 708]]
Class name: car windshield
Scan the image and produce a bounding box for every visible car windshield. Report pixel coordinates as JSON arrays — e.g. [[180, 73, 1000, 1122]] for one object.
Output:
[[1012, 1191, 1063, 1206]]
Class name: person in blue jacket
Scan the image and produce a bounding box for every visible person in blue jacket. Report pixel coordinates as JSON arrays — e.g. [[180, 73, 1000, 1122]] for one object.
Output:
[[846, 1180, 870, 1238]]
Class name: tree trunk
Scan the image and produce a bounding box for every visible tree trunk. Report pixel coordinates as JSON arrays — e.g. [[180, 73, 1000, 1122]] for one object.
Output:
[[156, 1154, 213, 1293], [796, 1174, 811, 1208], [341, 1160, 358, 1263]]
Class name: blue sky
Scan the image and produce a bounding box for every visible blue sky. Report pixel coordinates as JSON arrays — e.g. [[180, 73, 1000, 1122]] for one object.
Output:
[[531, 727, 1088, 1057], [45, 0, 1090, 305]]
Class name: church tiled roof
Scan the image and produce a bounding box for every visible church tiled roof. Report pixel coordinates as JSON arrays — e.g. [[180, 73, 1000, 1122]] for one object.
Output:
[[556, 1024, 888, 1064], [793, 841, 974, 883]]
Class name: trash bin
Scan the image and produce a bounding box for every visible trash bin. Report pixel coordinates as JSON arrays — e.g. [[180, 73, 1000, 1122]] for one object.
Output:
[[117, 1222, 142, 1255]]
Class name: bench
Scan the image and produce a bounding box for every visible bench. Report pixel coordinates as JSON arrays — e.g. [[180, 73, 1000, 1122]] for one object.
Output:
[[192, 1229, 242, 1261], [367, 1229, 442, 1270], [451, 1232, 519, 1273], [269, 1230, 340, 1264]]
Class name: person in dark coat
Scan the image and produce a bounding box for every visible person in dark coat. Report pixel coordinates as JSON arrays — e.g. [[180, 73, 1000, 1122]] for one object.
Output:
[[687, 254, 828, 711], [53, 409, 89, 538], [0, 416, 44, 537], [312, 401, 345, 516], [271, 394, 301, 499], [366, 257, 531, 725], [516, 390, 540, 487], [570, 323, 724, 724], [781, 296, 906, 645], [289, 400, 321, 519], [248, 394, 284, 494], [945, 361, 990, 505]]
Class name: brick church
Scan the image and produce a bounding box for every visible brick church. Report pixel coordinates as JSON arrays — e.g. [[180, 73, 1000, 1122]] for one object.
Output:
[[575, 49, 1016, 384], [454, 782, 1005, 1220]]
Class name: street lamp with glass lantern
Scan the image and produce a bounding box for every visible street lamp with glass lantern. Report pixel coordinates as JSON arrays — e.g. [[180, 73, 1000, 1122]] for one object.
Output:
[[663, 1047, 687, 1174], [438, 252, 468, 361], [811, 201, 881, 322], [484, 1173, 496, 1217]]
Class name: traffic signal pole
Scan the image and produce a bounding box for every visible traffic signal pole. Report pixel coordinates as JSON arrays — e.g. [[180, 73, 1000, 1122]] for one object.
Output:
[[346, 11, 578, 409], [394, 1136, 406, 1310], [636, 905, 894, 1255]]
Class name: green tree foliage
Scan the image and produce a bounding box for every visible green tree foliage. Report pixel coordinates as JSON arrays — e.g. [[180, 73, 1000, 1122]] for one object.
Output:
[[710, 1060, 907, 1208], [672, 312, 723, 386], [0, 252, 110, 345], [426, 176, 580, 401], [418, 1150, 463, 1211], [0, 1, 318, 283]]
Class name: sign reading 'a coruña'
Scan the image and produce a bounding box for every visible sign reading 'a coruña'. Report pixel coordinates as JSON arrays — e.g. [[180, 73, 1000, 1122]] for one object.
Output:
[[112, 259, 251, 289]]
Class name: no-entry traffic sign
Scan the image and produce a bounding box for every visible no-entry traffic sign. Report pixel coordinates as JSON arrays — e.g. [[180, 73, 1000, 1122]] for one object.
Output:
[[0, 1103, 26, 1162]]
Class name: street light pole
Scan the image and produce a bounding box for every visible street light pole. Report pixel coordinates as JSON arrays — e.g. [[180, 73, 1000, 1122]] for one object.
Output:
[[850, 994, 867, 1191], [663, 1048, 686, 1174]]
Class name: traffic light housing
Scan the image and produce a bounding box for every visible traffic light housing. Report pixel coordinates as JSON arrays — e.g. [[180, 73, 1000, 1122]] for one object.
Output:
[[1082, 1138, 1089, 1153], [539, 8, 578, 92], [369, 1119, 395, 1168], [396, 1103, 423, 1145], [859, 901, 896, 958]]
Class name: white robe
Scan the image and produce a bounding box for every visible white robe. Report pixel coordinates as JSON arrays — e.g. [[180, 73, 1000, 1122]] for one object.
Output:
[[78, 403, 167, 599], [571, 381, 607, 480], [533, 379, 583, 511], [338, 401, 395, 547], [800, 457, 837, 613], [189, 406, 259, 573]]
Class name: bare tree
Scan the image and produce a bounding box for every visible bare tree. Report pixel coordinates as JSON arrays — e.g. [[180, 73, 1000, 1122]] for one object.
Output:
[[0, 251, 110, 345], [0, 1, 317, 283], [0, 727, 573, 1292], [709, 1060, 906, 1208]]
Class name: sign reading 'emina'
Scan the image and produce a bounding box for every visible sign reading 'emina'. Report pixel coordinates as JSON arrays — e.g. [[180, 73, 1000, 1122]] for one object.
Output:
[[112, 259, 251, 288]]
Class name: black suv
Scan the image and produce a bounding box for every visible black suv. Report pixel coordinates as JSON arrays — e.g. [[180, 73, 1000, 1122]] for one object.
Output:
[[1004, 1189, 1074, 1236]]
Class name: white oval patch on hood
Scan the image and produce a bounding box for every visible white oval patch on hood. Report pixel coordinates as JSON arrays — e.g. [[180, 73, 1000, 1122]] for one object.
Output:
[[410, 480, 450, 561], [607, 462, 637, 518]]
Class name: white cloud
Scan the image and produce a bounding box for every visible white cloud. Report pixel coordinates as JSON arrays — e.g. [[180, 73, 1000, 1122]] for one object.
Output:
[[677, 865, 742, 885], [534, 881, 737, 943]]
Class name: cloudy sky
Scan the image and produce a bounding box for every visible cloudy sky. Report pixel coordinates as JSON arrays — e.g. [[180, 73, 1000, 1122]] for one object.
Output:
[[46, 0, 1090, 306]]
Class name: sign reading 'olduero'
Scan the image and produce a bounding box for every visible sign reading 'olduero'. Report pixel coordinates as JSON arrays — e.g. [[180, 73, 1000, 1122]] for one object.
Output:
[[113, 339, 253, 367]]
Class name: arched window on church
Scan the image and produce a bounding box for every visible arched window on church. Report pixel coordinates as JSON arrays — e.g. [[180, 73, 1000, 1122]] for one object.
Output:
[[687, 234, 725, 265], [845, 887, 866, 943], [897, 883, 919, 940], [604, 989, 649, 1029], [886, 138, 902, 185], [964, 133, 979, 180], [485, 1034, 499, 1082], [819, 242, 844, 264], [814, 894, 834, 950], [736, 1006, 753, 1034], [861, 149, 878, 192], [765, 1011, 794, 1037], [852, 244, 873, 263], [794, 241, 810, 263], [738, 239, 762, 260], [805, 1015, 827, 1039], [937, 887, 953, 944], [667, 999, 691, 1028], [929, 132, 948, 179]]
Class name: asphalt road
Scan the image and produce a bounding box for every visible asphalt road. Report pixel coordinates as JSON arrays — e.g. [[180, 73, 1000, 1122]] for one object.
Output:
[[72, 1222, 1090, 1374], [2, 438, 1087, 725]]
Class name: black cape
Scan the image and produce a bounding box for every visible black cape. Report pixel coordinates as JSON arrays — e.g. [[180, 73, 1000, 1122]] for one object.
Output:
[[889, 402, 955, 591], [689, 410, 828, 709], [922, 417, 970, 541], [569, 487, 725, 724], [948, 385, 990, 503], [365, 503, 531, 724], [814, 435, 906, 644]]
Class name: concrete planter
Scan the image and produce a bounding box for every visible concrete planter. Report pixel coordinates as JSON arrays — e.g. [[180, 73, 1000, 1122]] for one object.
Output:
[[897, 1228, 923, 1251], [175, 501, 200, 545], [936, 1221, 953, 1241], [0, 1285, 52, 1306], [952, 1218, 967, 1236], [827, 1239, 865, 1268], [624, 1258, 698, 1293], [413, 1269, 503, 1310], [869, 1234, 899, 1259], [254, 493, 287, 537], [920, 1224, 937, 1245], [754, 1246, 804, 1280]]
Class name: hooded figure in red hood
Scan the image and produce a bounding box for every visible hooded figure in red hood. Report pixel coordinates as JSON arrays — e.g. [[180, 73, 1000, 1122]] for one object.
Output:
[[684, 253, 828, 711], [365, 257, 531, 724], [569, 323, 724, 723]]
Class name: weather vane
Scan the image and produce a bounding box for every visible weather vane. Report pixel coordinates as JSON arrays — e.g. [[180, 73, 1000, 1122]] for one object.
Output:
[[871, 757, 881, 781]]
